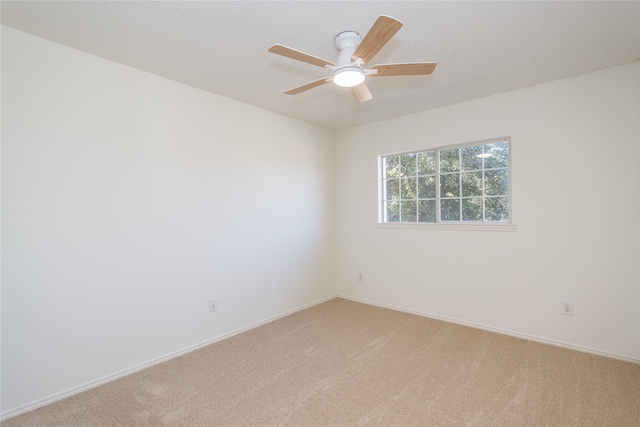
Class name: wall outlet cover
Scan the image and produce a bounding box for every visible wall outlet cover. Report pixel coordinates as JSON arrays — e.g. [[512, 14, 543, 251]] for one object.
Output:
[[561, 301, 574, 316]]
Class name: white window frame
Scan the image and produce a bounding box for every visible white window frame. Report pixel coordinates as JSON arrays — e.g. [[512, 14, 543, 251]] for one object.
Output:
[[377, 137, 515, 231]]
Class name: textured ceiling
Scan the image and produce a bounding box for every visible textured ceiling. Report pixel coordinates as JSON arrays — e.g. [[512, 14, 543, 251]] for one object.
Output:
[[2, 1, 639, 131]]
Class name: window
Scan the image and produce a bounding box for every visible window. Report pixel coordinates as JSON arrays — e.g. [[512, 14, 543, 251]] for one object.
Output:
[[380, 137, 510, 224]]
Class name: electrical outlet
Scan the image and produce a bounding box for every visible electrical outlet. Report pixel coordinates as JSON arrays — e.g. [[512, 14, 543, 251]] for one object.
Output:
[[358, 273, 363, 282], [209, 299, 218, 313], [561, 301, 573, 316]]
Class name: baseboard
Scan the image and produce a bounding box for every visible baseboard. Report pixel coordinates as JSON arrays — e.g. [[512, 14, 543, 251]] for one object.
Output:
[[338, 294, 640, 365], [0, 294, 338, 422]]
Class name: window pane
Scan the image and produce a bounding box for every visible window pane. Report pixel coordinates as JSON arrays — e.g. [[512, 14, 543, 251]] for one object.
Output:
[[439, 149, 460, 172], [385, 179, 400, 201], [385, 201, 400, 222], [484, 141, 508, 169], [441, 198, 460, 221], [461, 171, 482, 197], [400, 177, 417, 199], [485, 169, 508, 196], [485, 197, 509, 221], [417, 151, 436, 175], [440, 173, 460, 197], [461, 145, 483, 171], [462, 198, 483, 221], [418, 200, 436, 222], [384, 156, 400, 178], [400, 153, 417, 177], [400, 200, 417, 222], [417, 176, 436, 199]]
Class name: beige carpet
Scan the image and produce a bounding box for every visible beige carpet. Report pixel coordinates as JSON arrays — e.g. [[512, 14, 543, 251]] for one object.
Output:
[[3, 298, 639, 426]]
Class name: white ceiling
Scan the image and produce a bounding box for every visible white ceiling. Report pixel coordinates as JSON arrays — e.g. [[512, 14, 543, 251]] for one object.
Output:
[[2, 1, 639, 131]]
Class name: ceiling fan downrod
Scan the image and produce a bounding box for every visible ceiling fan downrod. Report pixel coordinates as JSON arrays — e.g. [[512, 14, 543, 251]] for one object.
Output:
[[334, 31, 361, 66]]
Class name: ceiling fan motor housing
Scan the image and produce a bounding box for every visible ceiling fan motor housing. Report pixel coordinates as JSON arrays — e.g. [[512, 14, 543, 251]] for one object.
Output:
[[334, 31, 361, 67]]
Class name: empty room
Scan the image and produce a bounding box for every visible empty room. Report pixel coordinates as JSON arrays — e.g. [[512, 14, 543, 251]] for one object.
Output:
[[1, 1, 639, 426]]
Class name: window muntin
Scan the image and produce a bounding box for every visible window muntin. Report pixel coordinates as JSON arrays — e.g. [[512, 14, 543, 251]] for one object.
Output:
[[380, 138, 510, 224]]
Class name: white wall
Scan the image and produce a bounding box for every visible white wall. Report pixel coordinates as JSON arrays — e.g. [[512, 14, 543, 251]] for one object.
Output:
[[1, 27, 335, 416], [335, 61, 640, 362]]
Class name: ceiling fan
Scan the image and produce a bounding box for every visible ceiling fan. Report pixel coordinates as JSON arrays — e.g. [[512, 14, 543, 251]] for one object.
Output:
[[268, 15, 437, 103]]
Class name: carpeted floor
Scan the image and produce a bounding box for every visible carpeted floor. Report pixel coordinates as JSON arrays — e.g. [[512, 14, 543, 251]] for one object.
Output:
[[3, 298, 639, 426]]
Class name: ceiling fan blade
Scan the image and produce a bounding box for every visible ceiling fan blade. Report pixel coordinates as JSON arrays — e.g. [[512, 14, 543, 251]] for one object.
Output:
[[284, 78, 330, 95], [268, 44, 335, 68], [349, 82, 373, 103], [352, 15, 403, 63], [371, 62, 437, 77]]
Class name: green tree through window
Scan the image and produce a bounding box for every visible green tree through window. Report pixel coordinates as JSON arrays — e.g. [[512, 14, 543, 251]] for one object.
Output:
[[380, 138, 510, 223]]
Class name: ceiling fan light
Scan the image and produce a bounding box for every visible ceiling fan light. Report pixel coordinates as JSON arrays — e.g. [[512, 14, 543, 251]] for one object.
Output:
[[333, 67, 365, 88]]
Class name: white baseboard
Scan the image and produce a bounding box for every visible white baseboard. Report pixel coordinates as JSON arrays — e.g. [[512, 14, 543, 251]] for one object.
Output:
[[338, 294, 640, 365], [0, 294, 337, 422]]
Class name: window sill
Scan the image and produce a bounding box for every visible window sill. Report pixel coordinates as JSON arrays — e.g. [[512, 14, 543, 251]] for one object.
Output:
[[375, 222, 516, 232]]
